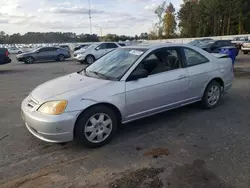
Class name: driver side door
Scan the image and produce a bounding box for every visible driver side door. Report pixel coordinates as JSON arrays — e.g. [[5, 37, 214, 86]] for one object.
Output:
[[124, 47, 190, 121], [35, 47, 50, 61]]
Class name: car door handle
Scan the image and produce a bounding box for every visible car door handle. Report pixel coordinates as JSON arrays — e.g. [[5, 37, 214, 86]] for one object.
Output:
[[178, 75, 187, 80]]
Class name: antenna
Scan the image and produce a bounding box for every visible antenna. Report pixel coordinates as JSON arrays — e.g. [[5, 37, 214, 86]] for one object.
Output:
[[88, 0, 92, 34]]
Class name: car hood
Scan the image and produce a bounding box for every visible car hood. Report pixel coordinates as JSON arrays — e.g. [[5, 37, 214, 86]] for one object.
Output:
[[31, 72, 111, 102], [74, 48, 86, 54]]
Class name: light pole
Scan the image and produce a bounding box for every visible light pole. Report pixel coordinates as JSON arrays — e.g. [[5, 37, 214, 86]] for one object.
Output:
[[88, 0, 92, 34]]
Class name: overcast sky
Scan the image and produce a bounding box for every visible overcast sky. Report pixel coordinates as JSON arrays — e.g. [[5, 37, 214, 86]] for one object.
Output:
[[0, 0, 182, 36]]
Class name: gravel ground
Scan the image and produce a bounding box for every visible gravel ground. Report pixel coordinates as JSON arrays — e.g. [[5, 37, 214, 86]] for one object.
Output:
[[0, 53, 250, 188]]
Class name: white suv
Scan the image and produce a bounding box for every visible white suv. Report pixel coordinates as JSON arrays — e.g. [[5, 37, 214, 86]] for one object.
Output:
[[74, 42, 121, 64]]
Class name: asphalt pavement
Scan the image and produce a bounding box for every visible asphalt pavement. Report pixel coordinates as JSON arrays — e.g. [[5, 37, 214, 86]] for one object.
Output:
[[0, 54, 250, 188]]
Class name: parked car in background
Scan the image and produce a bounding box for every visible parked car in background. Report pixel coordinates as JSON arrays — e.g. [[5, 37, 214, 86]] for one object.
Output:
[[192, 40, 239, 55], [21, 47, 34, 53], [58, 45, 71, 52], [74, 42, 121, 64], [8, 47, 23, 54], [188, 38, 214, 46], [73, 44, 91, 51], [241, 41, 250, 54], [118, 43, 126, 46], [0, 48, 11, 65], [73, 45, 91, 57], [21, 44, 233, 147], [231, 36, 248, 49], [16, 47, 71, 64]]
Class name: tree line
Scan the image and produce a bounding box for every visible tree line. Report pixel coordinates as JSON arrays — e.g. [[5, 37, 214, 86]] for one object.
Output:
[[1, 0, 250, 44], [152, 0, 250, 39], [0, 31, 148, 44]]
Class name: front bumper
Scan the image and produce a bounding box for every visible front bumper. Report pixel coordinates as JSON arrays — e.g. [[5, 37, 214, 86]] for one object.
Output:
[[74, 54, 86, 61], [16, 57, 24, 62], [21, 96, 80, 143]]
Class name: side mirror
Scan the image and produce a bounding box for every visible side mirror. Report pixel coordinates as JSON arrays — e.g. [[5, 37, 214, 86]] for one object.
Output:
[[36, 50, 39, 53], [95, 47, 100, 51], [127, 68, 148, 81]]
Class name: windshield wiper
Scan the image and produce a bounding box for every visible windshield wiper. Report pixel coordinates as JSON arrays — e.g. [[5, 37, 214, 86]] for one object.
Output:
[[89, 71, 117, 80]]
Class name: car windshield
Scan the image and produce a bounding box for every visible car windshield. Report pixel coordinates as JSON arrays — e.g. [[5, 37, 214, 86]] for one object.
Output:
[[84, 48, 147, 80]]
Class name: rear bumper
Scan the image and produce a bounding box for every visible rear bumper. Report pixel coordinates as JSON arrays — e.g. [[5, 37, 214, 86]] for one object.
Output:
[[0, 58, 11, 65], [241, 47, 250, 51]]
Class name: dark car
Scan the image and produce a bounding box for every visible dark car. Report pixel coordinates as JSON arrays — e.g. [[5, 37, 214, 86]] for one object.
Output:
[[16, 47, 71, 64], [193, 40, 239, 55], [73, 44, 91, 51], [118, 43, 126, 46], [0, 48, 11, 65]]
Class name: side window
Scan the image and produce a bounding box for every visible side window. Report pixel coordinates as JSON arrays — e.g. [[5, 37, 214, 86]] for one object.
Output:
[[183, 48, 209, 67], [213, 41, 222, 48], [139, 48, 180, 76], [39, 48, 50, 52], [222, 41, 231, 46], [106, 43, 118, 49], [118, 43, 126, 46], [97, 43, 106, 50]]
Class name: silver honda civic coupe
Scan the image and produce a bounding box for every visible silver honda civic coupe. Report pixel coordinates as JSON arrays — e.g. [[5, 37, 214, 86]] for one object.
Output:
[[21, 44, 234, 147]]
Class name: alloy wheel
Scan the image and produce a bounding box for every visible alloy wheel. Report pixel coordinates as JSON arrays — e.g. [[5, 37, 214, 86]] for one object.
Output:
[[207, 85, 220, 106], [84, 113, 112, 143]]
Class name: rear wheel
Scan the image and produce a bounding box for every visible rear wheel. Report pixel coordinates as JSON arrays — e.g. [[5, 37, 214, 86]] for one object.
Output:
[[74, 105, 118, 148], [24, 56, 34, 64], [85, 55, 95, 64], [57, 54, 65, 61], [202, 81, 221, 109]]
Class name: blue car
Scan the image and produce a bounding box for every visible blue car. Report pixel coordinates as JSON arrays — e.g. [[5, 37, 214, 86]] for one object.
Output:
[[16, 47, 71, 64]]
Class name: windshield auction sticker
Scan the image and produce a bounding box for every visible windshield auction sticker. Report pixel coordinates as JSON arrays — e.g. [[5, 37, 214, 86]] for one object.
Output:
[[129, 50, 143, 56]]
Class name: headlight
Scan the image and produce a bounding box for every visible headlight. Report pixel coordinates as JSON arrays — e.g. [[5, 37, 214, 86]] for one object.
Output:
[[38, 100, 67, 115]]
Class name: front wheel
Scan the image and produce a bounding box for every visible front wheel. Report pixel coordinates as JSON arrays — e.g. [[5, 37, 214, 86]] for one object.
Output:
[[24, 56, 34, 64], [57, 54, 65, 61], [85, 55, 95, 64], [202, 81, 221, 109], [74, 105, 118, 148], [243, 51, 248, 55]]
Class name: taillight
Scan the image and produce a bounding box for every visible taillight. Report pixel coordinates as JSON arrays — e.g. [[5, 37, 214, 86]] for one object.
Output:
[[5, 51, 9, 56]]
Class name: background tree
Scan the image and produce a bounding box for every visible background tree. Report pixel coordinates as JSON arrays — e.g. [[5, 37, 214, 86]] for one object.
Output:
[[163, 3, 177, 38], [154, 1, 167, 38]]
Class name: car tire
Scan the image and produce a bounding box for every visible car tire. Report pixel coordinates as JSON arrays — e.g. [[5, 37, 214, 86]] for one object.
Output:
[[57, 54, 65, 61], [85, 55, 95, 64], [202, 81, 222, 109], [243, 51, 248, 54], [24, 56, 34, 64], [74, 105, 118, 148]]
